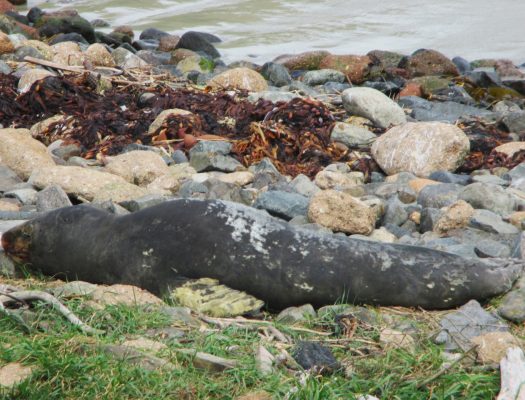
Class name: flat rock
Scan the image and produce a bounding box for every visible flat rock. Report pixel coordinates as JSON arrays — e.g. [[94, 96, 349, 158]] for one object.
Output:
[[401, 49, 459, 77], [105, 150, 169, 186], [0, 362, 34, 388], [379, 328, 416, 352], [122, 338, 168, 354], [314, 170, 364, 190], [189, 152, 243, 173], [494, 141, 525, 157], [435, 300, 509, 351], [469, 209, 520, 234], [330, 122, 377, 148], [471, 332, 522, 365], [84, 43, 116, 67], [17, 68, 56, 93], [308, 189, 375, 234], [342, 87, 406, 129], [319, 54, 371, 84], [459, 182, 516, 215], [209, 67, 268, 92], [254, 190, 309, 220], [303, 69, 345, 86], [371, 122, 470, 177], [53, 281, 98, 298], [0, 128, 55, 180], [0, 165, 22, 192], [90, 284, 164, 307], [35, 184, 72, 211], [29, 166, 148, 202], [433, 200, 474, 235], [276, 304, 316, 324]]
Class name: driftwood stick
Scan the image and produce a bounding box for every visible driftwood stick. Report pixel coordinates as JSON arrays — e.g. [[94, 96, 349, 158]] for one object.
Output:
[[23, 56, 122, 75], [497, 347, 525, 400], [0, 290, 104, 335]]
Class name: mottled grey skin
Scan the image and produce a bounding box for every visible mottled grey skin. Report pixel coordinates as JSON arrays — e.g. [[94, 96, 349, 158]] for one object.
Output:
[[2, 199, 523, 309]]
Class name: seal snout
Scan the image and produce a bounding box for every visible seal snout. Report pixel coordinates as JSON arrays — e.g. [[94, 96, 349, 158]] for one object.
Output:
[[1, 227, 31, 263]]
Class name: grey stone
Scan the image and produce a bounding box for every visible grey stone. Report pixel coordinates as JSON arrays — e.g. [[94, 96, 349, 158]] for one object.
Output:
[[189, 152, 243, 173], [189, 140, 232, 156], [471, 174, 508, 186], [504, 163, 525, 190], [175, 31, 221, 59], [469, 209, 520, 234], [92, 200, 130, 215], [419, 207, 442, 233], [303, 69, 345, 86], [322, 81, 351, 94], [202, 179, 242, 202], [428, 171, 471, 185], [0, 165, 22, 193], [50, 142, 82, 161], [342, 87, 406, 129], [119, 194, 168, 212], [139, 28, 170, 41], [501, 111, 525, 134], [260, 62, 292, 87], [248, 158, 281, 176], [512, 232, 525, 259], [35, 185, 72, 212], [287, 174, 320, 197], [112, 47, 148, 69], [177, 180, 209, 199], [498, 276, 525, 323], [4, 188, 37, 205], [0, 60, 12, 75], [53, 281, 98, 298], [443, 244, 478, 258], [459, 183, 516, 215], [474, 239, 511, 258], [452, 56, 472, 74], [292, 341, 340, 373], [276, 304, 316, 324], [171, 149, 189, 164], [398, 96, 494, 122], [417, 183, 462, 208], [136, 50, 170, 66], [247, 91, 297, 103], [285, 80, 318, 97], [160, 306, 201, 327], [14, 46, 45, 61], [435, 300, 509, 351], [254, 190, 309, 220], [189, 351, 237, 372], [0, 250, 16, 277], [383, 197, 409, 226], [330, 122, 377, 148]]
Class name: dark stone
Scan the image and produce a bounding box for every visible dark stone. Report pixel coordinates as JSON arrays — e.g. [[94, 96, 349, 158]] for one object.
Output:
[[90, 19, 110, 28], [362, 80, 400, 97], [38, 16, 96, 43], [417, 183, 462, 208], [109, 31, 132, 45], [253, 190, 309, 220], [431, 85, 475, 105], [171, 149, 188, 164], [0, 60, 12, 75], [419, 207, 442, 233], [36, 185, 72, 212], [502, 78, 525, 96], [322, 81, 351, 94], [4, 11, 28, 26], [136, 50, 171, 66], [192, 31, 221, 43], [132, 39, 159, 51], [95, 32, 123, 48], [118, 42, 137, 54], [452, 56, 472, 74], [120, 194, 168, 212], [465, 69, 502, 88], [139, 27, 170, 41], [175, 31, 220, 59], [501, 111, 525, 135], [153, 64, 183, 78], [27, 7, 43, 24], [14, 46, 44, 61], [49, 32, 88, 45], [260, 62, 292, 87], [292, 341, 340, 373], [0, 166, 22, 193], [428, 171, 471, 185]]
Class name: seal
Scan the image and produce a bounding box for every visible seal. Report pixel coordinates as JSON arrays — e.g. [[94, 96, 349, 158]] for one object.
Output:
[[2, 199, 523, 309]]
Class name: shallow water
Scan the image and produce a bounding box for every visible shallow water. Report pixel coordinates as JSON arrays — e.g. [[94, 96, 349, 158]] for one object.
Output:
[[25, 0, 525, 64]]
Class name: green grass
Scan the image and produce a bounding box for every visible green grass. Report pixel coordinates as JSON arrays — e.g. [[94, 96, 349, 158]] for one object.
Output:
[[0, 282, 516, 400]]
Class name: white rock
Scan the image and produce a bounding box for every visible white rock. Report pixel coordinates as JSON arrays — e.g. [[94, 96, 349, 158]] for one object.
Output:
[[105, 150, 170, 186], [371, 122, 470, 177], [17, 68, 56, 93], [342, 87, 407, 129]]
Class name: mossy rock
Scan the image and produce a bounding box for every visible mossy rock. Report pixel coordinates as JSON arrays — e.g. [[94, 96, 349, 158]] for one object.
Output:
[[411, 76, 452, 97]]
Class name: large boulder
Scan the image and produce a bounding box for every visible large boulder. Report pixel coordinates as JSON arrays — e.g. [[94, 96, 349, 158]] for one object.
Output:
[[0, 128, 55, 180], [318, 54, 372, 84], [29, 166, 148, 202], [371, 122, 470, 177], [104, 151, 170, 186], [399, 49, 459, 78], [308, 189, 376, 234], [51, 41, 85, 66], [38, 15, 95, 43], [175, 31, 220, 59], [84, 43, 116, 67], [342, 87, 407, 129], [209, 68, 268, 92]]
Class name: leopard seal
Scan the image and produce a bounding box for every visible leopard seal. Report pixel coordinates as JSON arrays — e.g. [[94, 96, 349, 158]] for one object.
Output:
[[2, 199, 523, 309]]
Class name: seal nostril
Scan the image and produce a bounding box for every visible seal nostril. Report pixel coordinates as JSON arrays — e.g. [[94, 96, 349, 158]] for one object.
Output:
[[1, 232, 11, 252]]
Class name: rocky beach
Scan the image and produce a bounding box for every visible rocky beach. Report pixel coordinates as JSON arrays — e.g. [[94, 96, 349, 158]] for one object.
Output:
[[0, 1, 524, 399]]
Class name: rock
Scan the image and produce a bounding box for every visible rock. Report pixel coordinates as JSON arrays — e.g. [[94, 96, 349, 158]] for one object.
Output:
[[260, 62, 292, 87], [459, 183, 516, 215], [400, 49, 459, 77], [428, 171, 471, 186], [90, 284, 164, 307], [408, 178, 440, 194], [247, 91, 297, 103], [119, 194, 168, 212], [4, 188, 37, 205], [509, 211, 525, 229], [104, 150, 169, 186], [49, 32, 89, 46], [469, 209, 520, 234], [292, 341, 340, 373], [0, 59, 11, 74], [500, 111, 525, 135], [499, 276, 525, 323], [0, 200, 20, 212], [0, 128, 55, 180], [175, 31, 220, 59], [53, 281, 98, 298], [0, 31, 14, 55], [236, 392, 272, 400], [216, 171, 254, 186], [308, 189, 375, 234], [97, 344, 174, 371], [366, 227, 397, 243], [0, 165, 22, 192], [379, 328, 416, 352], [160, 306, 201, 328], [38, 15, 95, 43], [189, 140, 232, 155], [314, 170, 364, 190], [209, 68, 268, 92], [398, 96, 494, 123], [189, 351, 238, 372], [139, 28, 169, 41], [29, 166, 148, 202], [342, 87, 406, 129], [371, 122, 470, 177], [288, 174, 320, 198], [146, 164, 196, 194], [471, 174, 508, 186], [157, 34, 180, 52], [0, 362, 34, 388], [254, 190, 309, 220], [112, 47, 149, 69], [176, 54, 205, 74], [122, 338, 168, 354], [276, 304, 316, 324], [302, 69, 346, 86], [171, 278, 263, 317], [17, 68, 56, 93], [433, 200, 475, 235], [319, 54, 371, 84], [494, 142, 525, 157], [255, 345, 275, 376], [330, 121, 377, 148], [274, 50, 331, 71], [471, 332, 522, 365], [0, 0, 14, 13], [51, 41, 85, 66], [189, 152, 243, 173], [84, 43, 115, 67], [435, 300, 509, 351], [0, 250, 17, 277], [474, 239, 511, 258]]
